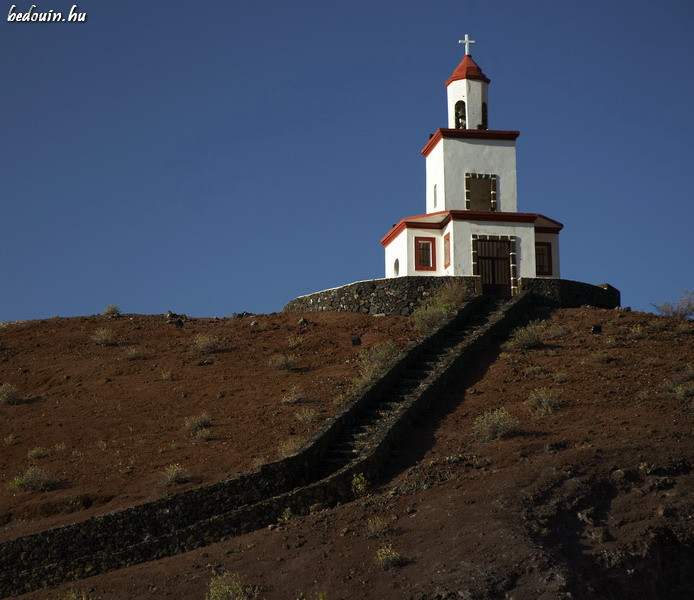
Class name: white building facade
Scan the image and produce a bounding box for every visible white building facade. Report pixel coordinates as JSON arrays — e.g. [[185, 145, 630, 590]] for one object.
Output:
[[381, 41, 562, 297]]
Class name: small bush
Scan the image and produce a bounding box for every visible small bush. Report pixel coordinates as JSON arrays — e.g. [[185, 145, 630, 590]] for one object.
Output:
[[161, 370, 174, 381], [503, 320, 567, 351], [205, 571, 259, 600], [4, 434, 15, 446], [358, 341, 400, 382], [412, 281, 469, 334], [652, 290, 694, 319], [102, 304, 120, 317], [592, 351, 615, 364], [0, 383, 22, 405], [268, 354, 296, 370], [287, 335, 303, 349], [194, 334, 219, 355], [553, 372, 570, 383], [161, 463, 188, 486], [91, 328, 116, 346], [194, 427, 212, 442], [351, 472, 369, 497], [472, 408, 518, 442], [184, 412, 212, 433], [366, 515, 394, 539], [8, 466, 56, 492], [123, 346, 141, 361], [411, 304, 451, 333], [278, 507, 293, 525], [296, 407, 316, 423], [374, 543, 403, 570], [525, 365, 548, 379], [28, 446, 50, 459], [525, 387, 562, 416]]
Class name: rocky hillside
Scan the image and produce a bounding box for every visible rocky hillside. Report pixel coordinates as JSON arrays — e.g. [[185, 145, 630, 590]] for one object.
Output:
[[1, 305, 692, 599]]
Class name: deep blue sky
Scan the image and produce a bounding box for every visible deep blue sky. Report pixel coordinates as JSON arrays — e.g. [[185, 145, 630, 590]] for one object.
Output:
[[2, 0, 692, 319]]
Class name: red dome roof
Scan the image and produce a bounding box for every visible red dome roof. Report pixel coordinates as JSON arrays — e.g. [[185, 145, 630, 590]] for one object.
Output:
[[445, 54, 490, 86]]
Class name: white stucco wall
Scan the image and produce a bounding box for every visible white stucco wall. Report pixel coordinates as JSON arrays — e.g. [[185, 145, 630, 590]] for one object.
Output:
[[425, 143, 445, 213], [535, 232, 561, 278], [446, 79, 488, 130], [442, 138, 517, 212], [384, 230, 409, 278]]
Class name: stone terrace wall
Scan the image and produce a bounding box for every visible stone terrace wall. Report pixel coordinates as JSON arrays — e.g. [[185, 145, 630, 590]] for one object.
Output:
[[283, 277, 620, 316], [520, 278, 620, 309], [282, 277, 480, 316]]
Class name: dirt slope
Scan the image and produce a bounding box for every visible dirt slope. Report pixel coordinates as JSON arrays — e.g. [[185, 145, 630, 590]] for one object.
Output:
[[3, 306, 693, 600]]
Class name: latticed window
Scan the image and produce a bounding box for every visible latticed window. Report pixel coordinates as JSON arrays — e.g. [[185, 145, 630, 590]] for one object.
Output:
[[414, 237, 436, 271], [481, 102, 488, 130]]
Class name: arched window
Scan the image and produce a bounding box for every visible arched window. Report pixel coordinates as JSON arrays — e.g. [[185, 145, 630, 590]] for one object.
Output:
[[454, 101, 466, 129], [481, 102, 488, 130], [393, 259, 400, 277]]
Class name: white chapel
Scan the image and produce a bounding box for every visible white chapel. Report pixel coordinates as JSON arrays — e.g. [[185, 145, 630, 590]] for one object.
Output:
[[381, 36, 562, 297]]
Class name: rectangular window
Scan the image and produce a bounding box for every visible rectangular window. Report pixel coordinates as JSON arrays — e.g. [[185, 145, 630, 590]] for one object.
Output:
[[414, 236, 436, 271], [443, 233, 451, 268], [535, 242, 552, 276]]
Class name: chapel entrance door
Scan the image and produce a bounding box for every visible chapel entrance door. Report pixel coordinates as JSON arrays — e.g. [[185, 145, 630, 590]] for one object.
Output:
[[477, 239, 512, 298]]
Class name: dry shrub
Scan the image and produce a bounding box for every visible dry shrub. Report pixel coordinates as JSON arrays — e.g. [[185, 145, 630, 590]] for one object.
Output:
[[412, 280, 470, 334], [287, 334, 303, 349], [102, 304, 120, 317], [28, 446, 50, 459], [0, 383, 22, 405], [123, 346, 141, 360], [268, 354, 296, 370], [351, 472, 369, 497], [161, 370, 174, 381], [374, 543, 403, 570], [184, 412, 212, 433], [8, 466, 56, 492], [281, 386, 306, 405], [161, 463, 188, 485], [472, 407, 518, 442], [503, 320, 568, 351], [91, 327, 116, 346], [553, 371, 570, 383], [366, 515, 394, 539], [525, 387, 562, 416], [525, 365, 548, 379], [194, 334, 219, 355], [358, 341, 400, 383], [194, 427, 212, 442], [205, 571, 259, 600], [652, 290, 694, 319]]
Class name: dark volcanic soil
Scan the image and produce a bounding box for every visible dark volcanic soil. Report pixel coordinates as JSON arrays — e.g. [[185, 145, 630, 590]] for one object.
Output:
[[3, 307, 693, 600]]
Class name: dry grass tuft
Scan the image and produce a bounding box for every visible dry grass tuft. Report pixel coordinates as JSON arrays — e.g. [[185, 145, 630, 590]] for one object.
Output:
[[652, 290, 694, 319], [205, 571, 259, 600], [91, 328, 116, 346], [472, 408, 518, 442], [525, 387, 562, 416], [27, 446, 51, 459], [161, 463, 188, 486], [102, 304, 120, 317], [184, 412, 212, 434], [0, 383, 23, 405], [268, 354, 297, 370], [374, 543, 404, 570], [8, 466, 57, 492], [193, 334, 219, 355]]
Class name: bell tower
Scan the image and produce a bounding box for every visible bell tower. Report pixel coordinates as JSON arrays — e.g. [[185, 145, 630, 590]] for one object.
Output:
[[446, 35, 490, 131]]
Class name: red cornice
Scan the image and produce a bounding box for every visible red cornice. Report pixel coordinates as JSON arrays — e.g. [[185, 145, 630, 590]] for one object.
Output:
[[421, 128, 521, 157], [380, 211, 563, 247]]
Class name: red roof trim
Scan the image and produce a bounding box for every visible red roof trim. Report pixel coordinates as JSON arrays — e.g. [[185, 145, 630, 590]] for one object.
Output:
[[422, 128, 521, 157], [380, 211, 563, 247], [445, 55, 490, 86]]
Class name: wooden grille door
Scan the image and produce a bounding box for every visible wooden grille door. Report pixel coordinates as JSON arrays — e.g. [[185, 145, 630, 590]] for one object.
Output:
[[477, 239, 511, 298]]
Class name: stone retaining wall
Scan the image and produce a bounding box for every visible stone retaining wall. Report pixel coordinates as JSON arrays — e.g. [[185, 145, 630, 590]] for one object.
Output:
[[282, 276, 480, 316], [283, 276, 620, 316]]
